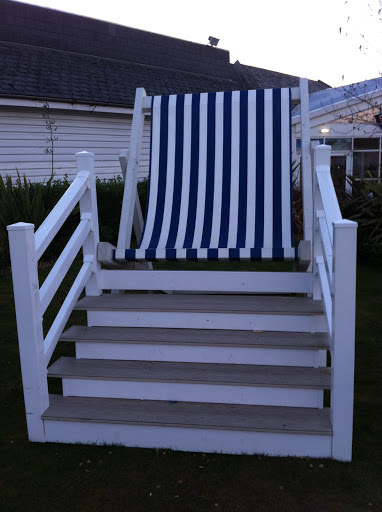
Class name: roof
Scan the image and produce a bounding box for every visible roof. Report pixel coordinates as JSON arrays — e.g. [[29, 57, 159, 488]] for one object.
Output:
[[0, 0, 329, 108], [237, 63, 329, 93], [293, 77, 382, 118], [0, 41, 329, 108]]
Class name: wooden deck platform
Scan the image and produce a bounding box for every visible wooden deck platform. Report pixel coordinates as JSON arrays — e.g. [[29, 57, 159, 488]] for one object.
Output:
[[60, 325, 329, 350], [48, 357, 331, 389], [43, 395, 332, 435], [75, 294, 324, 315]]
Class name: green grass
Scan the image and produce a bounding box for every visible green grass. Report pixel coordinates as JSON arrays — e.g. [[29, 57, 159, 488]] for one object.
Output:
[[0, 262, 381, 511]]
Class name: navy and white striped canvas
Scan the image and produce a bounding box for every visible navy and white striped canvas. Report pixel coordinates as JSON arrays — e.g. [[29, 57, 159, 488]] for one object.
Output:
[[125, 88, 297, 262]]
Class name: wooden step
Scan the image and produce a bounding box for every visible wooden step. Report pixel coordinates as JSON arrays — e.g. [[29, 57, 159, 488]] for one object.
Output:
[[48, 357, 331, 389], [60, 325, 330, 350], [75, 294, 324, 315], [43, 395, 332, 435]]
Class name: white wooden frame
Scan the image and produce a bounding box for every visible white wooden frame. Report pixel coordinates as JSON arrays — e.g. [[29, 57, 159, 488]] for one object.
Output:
[[8, 84, 358, 462], [312, 144, 357, 461], [115, 79, 313, 262], [8, 151, 100, 442]]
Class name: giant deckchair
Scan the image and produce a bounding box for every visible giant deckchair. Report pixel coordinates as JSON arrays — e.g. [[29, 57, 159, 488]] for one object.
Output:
[[115, 82, 312, 265], [8, 78, 357, 460]]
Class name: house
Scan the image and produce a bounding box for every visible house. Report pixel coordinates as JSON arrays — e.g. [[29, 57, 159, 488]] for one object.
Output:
[[0, 0, 328, 182], [292, 77, 382, 195]]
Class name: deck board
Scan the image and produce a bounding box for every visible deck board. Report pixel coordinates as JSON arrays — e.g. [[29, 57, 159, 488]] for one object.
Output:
[[75, 294, 324, 315], [43, 395, 332, 435], [60, 325, 329, 350], [48, 357, 331, 389]]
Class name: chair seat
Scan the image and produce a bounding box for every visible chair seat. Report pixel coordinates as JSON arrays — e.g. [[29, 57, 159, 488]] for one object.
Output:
[[124, 247, 298, 262]]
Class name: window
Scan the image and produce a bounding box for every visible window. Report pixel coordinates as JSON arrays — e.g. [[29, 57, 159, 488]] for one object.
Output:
[[296, 136, 381, 180], [296, 138, 323, 151], [354, 138, 379, 150], [325, 138, 352, 151], [353, 138, 380, 179]]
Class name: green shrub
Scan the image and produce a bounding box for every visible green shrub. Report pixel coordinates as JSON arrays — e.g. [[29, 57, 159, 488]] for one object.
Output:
[[0, 173, 77, 267], [0, 174, 150, 269], [341, 177, 382, 262]]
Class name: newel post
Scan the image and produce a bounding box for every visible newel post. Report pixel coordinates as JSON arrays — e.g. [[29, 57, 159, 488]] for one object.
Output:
[[7, 223, 49, 441], [331, 219, 357, 461], [76, 151, 101, 296]]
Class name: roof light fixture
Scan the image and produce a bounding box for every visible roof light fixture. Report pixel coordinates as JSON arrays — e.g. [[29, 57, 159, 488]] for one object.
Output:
[[208, 36, 219, 47], [320, 128, 330, 134]]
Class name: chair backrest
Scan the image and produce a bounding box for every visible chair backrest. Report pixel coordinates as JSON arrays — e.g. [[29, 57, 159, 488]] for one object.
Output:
[[117, 80, 312, 262]]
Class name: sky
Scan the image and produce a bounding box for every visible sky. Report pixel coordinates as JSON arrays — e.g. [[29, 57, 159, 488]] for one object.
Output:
[[16, 0, 382, 87]]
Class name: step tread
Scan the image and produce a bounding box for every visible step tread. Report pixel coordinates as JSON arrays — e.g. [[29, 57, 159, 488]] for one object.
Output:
[[75, 294, 324, 315], [48, 357, 331, 389], [60, 325, 330, 350], [43, 395, 332, 435]]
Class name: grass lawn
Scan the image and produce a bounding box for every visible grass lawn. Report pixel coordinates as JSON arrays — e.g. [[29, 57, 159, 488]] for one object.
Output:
[[0, 261, 381, 512]]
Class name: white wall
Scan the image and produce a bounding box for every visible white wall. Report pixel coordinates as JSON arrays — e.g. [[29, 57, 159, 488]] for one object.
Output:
[[0, 106, 151, 182]]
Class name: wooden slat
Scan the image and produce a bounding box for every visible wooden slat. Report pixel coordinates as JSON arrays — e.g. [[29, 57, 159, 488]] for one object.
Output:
[[101, 270, 313, 294], [48, 357, 331, 389], [60, 325, 329, 350], [43, 395, 332, 435], [75, 294, 324, 315]]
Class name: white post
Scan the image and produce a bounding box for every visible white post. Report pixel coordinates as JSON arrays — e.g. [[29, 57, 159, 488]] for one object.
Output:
[[119, 149, 145, 244], [7, 223, 49, 442], [76, 151, 101, 297], [331, 219, 357, 461], [117, 88, 147, 254], [299, 77, 313, 246]]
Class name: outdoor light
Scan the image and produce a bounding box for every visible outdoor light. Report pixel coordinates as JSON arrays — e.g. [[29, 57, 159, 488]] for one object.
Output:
[[320, 128, 330, 134], [208, 36, 219, 47]]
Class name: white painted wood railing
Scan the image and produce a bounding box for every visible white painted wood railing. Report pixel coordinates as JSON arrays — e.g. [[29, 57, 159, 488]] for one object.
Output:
[[7, 151, 100, 442], [312, 144, 358, 462]]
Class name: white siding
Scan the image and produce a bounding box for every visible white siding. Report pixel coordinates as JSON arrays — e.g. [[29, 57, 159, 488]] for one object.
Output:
[[0, 107, 151, 182]]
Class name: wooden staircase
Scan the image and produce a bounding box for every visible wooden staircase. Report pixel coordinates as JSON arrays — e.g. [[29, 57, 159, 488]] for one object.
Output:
[[42, 293, 334, 457], [7, 145, 357, 460]]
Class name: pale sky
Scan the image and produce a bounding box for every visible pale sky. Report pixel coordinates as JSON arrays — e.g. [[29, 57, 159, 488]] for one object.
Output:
[[15, 0, 382, 87]]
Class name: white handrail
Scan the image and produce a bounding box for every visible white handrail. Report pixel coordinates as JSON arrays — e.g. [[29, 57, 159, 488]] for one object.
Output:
[[7, 151, 100, 443], [316, 210, 333, 282], [315, 167, 342, 244], [313, 145, 358, 460], [44, 258, 94, 365], [35, 172, 89, 260], [315, 255, 332, 337], [39, 218, 91, 315]]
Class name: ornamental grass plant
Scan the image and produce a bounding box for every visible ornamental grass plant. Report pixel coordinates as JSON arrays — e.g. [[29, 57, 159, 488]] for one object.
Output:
[[342, 177, 382, 262]]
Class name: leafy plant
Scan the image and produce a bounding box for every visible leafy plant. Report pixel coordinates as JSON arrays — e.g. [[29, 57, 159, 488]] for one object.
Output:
[[0, 173, 51, 266], [291, 160, 304, 241], [0, 173, 75, 267], [342, 176, 382, 261], [40, 101, 58, 176]]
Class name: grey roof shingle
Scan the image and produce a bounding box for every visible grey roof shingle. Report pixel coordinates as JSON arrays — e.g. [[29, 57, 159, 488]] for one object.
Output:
[[238, 63, 329, 93], [0, 41, 242, 106], [0, 41, 329, 107], [0, 1, 329, 107]]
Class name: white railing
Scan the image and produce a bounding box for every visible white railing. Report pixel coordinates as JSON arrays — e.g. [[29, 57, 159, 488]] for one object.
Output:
[[7, 151, 100, 442], [312, 144, 358, 461]]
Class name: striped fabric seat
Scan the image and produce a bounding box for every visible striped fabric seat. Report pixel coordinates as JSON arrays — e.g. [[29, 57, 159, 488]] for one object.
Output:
[[125, 88, 297, 262]]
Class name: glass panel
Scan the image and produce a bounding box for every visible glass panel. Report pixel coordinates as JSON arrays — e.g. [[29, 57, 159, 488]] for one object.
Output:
[[325, 138, 352, 150], [330, 156, 347, 200], [353, 152, 379, 178], [354, 138, 380, 150], [296, 138, 323, 151]]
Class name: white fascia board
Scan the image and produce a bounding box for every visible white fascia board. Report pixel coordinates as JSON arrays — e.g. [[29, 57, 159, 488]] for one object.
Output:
[[0, 97, 134, 115], [292, 88, 382, 127]]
